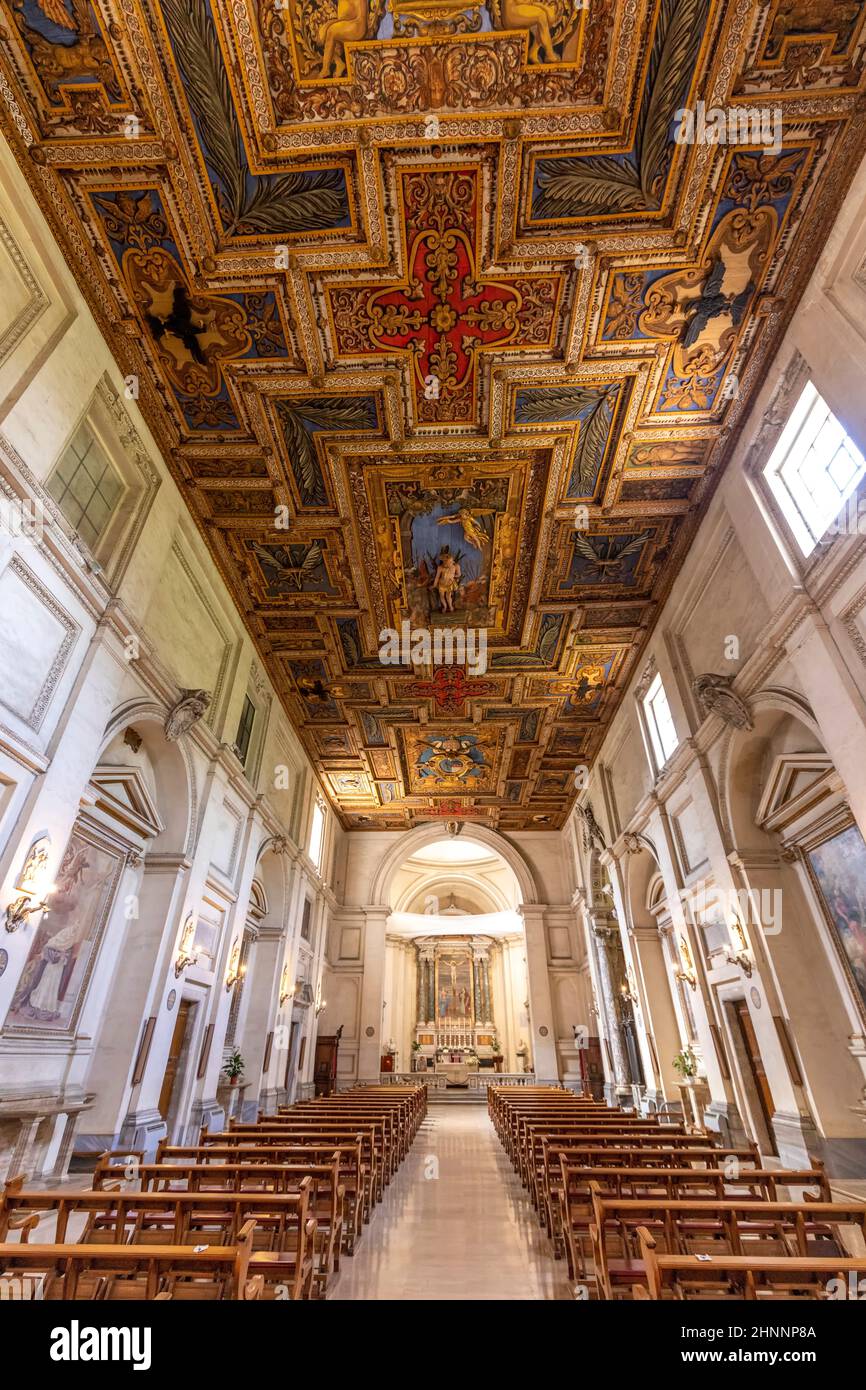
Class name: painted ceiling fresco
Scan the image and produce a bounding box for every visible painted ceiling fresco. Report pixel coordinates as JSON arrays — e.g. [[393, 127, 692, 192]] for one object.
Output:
[[1, 1, 865, 829]]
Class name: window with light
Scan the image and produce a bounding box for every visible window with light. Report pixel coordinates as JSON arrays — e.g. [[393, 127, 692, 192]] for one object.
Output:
[[643, 671, 679, 768], [763, 381, 866, 557]]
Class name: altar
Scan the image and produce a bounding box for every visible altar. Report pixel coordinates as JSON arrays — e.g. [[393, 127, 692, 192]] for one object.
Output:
[[435, 1053, 480, 1086], [414, 936, 500, 1079]]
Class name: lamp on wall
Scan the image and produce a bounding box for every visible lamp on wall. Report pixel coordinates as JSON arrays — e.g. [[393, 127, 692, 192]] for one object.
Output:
[[675, 934, 697, 991], [5, 888, 53, 934], [4, 836, 54, 934], [725, 914, 753, 977], [225, 939, 246, 992], [314, 984, 326, 1017], [279, 964, 294, 1007], [174, 914, 200, 977], [620, 966, 639, 1006]]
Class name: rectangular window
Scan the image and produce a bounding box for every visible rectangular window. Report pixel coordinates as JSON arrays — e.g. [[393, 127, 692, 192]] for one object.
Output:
[[308, 797, 325, 871], [643, 671, 678, 767], [235, 695, 256, 767], [47, 425, 124, 550], [763, 381, 866, 557]]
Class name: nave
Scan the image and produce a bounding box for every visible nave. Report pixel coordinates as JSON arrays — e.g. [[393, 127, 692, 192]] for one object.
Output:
[[5, 1082, 865, 1304], [329, 1103, 572, 1301]]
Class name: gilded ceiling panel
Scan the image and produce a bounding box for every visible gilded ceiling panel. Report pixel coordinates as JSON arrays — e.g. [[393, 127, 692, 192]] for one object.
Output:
[[1, 0, 865, 828]]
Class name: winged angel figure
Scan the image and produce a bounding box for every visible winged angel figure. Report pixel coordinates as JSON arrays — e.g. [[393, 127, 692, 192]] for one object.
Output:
[[487, 0, 583, 64]]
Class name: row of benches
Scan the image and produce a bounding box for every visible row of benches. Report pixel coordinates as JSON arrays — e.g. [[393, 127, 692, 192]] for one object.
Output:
[[489, 1086, 866, 1300], [0, 1083, 427, 1301]]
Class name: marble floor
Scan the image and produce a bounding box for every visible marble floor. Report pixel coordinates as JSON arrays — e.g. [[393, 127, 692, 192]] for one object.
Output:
[[328, 1102, 574, 1300]]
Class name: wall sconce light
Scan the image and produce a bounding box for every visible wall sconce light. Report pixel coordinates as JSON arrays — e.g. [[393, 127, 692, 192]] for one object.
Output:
[[5, 836, 53, 933], [5, 889, 53, 934], [725, 951, 753, 977], [725, 915, 753, 977], [225, 940, 246, 992], [620, 965, 639, 1006], [174, 914, 200, 977], [314, 986, 326, 1017], [675, 934, 697, 991], [279, 965, 294, 1007]]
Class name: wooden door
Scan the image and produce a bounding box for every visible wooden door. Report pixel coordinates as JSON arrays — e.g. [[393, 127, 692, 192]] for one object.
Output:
[[314, 1034, 339, 1097], [158, 1000, 192, 1119], [733, 999, 778, 1154]]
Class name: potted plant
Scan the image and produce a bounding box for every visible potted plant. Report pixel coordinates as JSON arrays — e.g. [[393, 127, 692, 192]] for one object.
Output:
[[222, 1048, 245, 1087], [672, 1046, 698, 1080]]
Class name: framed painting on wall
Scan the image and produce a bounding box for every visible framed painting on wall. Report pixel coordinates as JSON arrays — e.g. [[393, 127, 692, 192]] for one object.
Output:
[[4, 824, 124, 1035], [806, 822, 866, 1024]]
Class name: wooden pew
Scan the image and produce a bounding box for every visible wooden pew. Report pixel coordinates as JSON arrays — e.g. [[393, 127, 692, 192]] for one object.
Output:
[[218, 1123, 386, 1202], [150, 1140, 367, 1251], [558, 1166, 831, 1282], [636, 1227, 866, 1300], [133, 1158, 343, 1295], [200, 1127, 380, 1214], [518, 1122, 689, 1196], [0, 1223, 261, 1300], [0, 1185, 317, 1300], [589, 1194, 866, 1300], [277, 1106, 401, 1173], [541, 1141, 762, 1252]]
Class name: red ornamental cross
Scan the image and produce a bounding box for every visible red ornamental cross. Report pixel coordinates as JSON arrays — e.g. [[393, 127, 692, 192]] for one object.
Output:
[[327, 167, 561, 423], [406, 665, 495, 713]]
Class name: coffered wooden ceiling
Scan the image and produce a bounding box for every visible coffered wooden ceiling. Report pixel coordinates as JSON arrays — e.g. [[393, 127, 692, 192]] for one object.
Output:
[[1, 0, 865, 829]]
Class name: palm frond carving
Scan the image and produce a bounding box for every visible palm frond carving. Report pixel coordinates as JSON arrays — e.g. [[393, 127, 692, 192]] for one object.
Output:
[[277, 396, 378, 508], [514, 384, 614, 423], [570, 393, 615, 496], [531, 0, 709, 220], [161, 0, 349, 236]]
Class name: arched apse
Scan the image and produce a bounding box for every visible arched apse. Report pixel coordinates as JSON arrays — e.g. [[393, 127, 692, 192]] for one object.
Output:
[[370, 823, 539, 909]]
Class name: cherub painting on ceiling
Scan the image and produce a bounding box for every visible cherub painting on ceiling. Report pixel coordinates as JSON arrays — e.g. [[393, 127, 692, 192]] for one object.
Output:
[[388, 480, 507, 629]]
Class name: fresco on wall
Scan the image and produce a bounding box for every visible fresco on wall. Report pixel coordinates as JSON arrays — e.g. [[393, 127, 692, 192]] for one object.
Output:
[[6, 830, 121, 1032], [808, 823, 866, 1019]]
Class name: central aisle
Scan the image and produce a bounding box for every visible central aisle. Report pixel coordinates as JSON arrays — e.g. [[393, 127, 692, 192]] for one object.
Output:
[[329, 1102, 573, 1300]]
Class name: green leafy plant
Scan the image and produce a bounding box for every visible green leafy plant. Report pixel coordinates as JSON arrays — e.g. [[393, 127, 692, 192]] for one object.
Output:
[[222, 1048, 245, 1082], [672, 1046, 698, 1079]]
